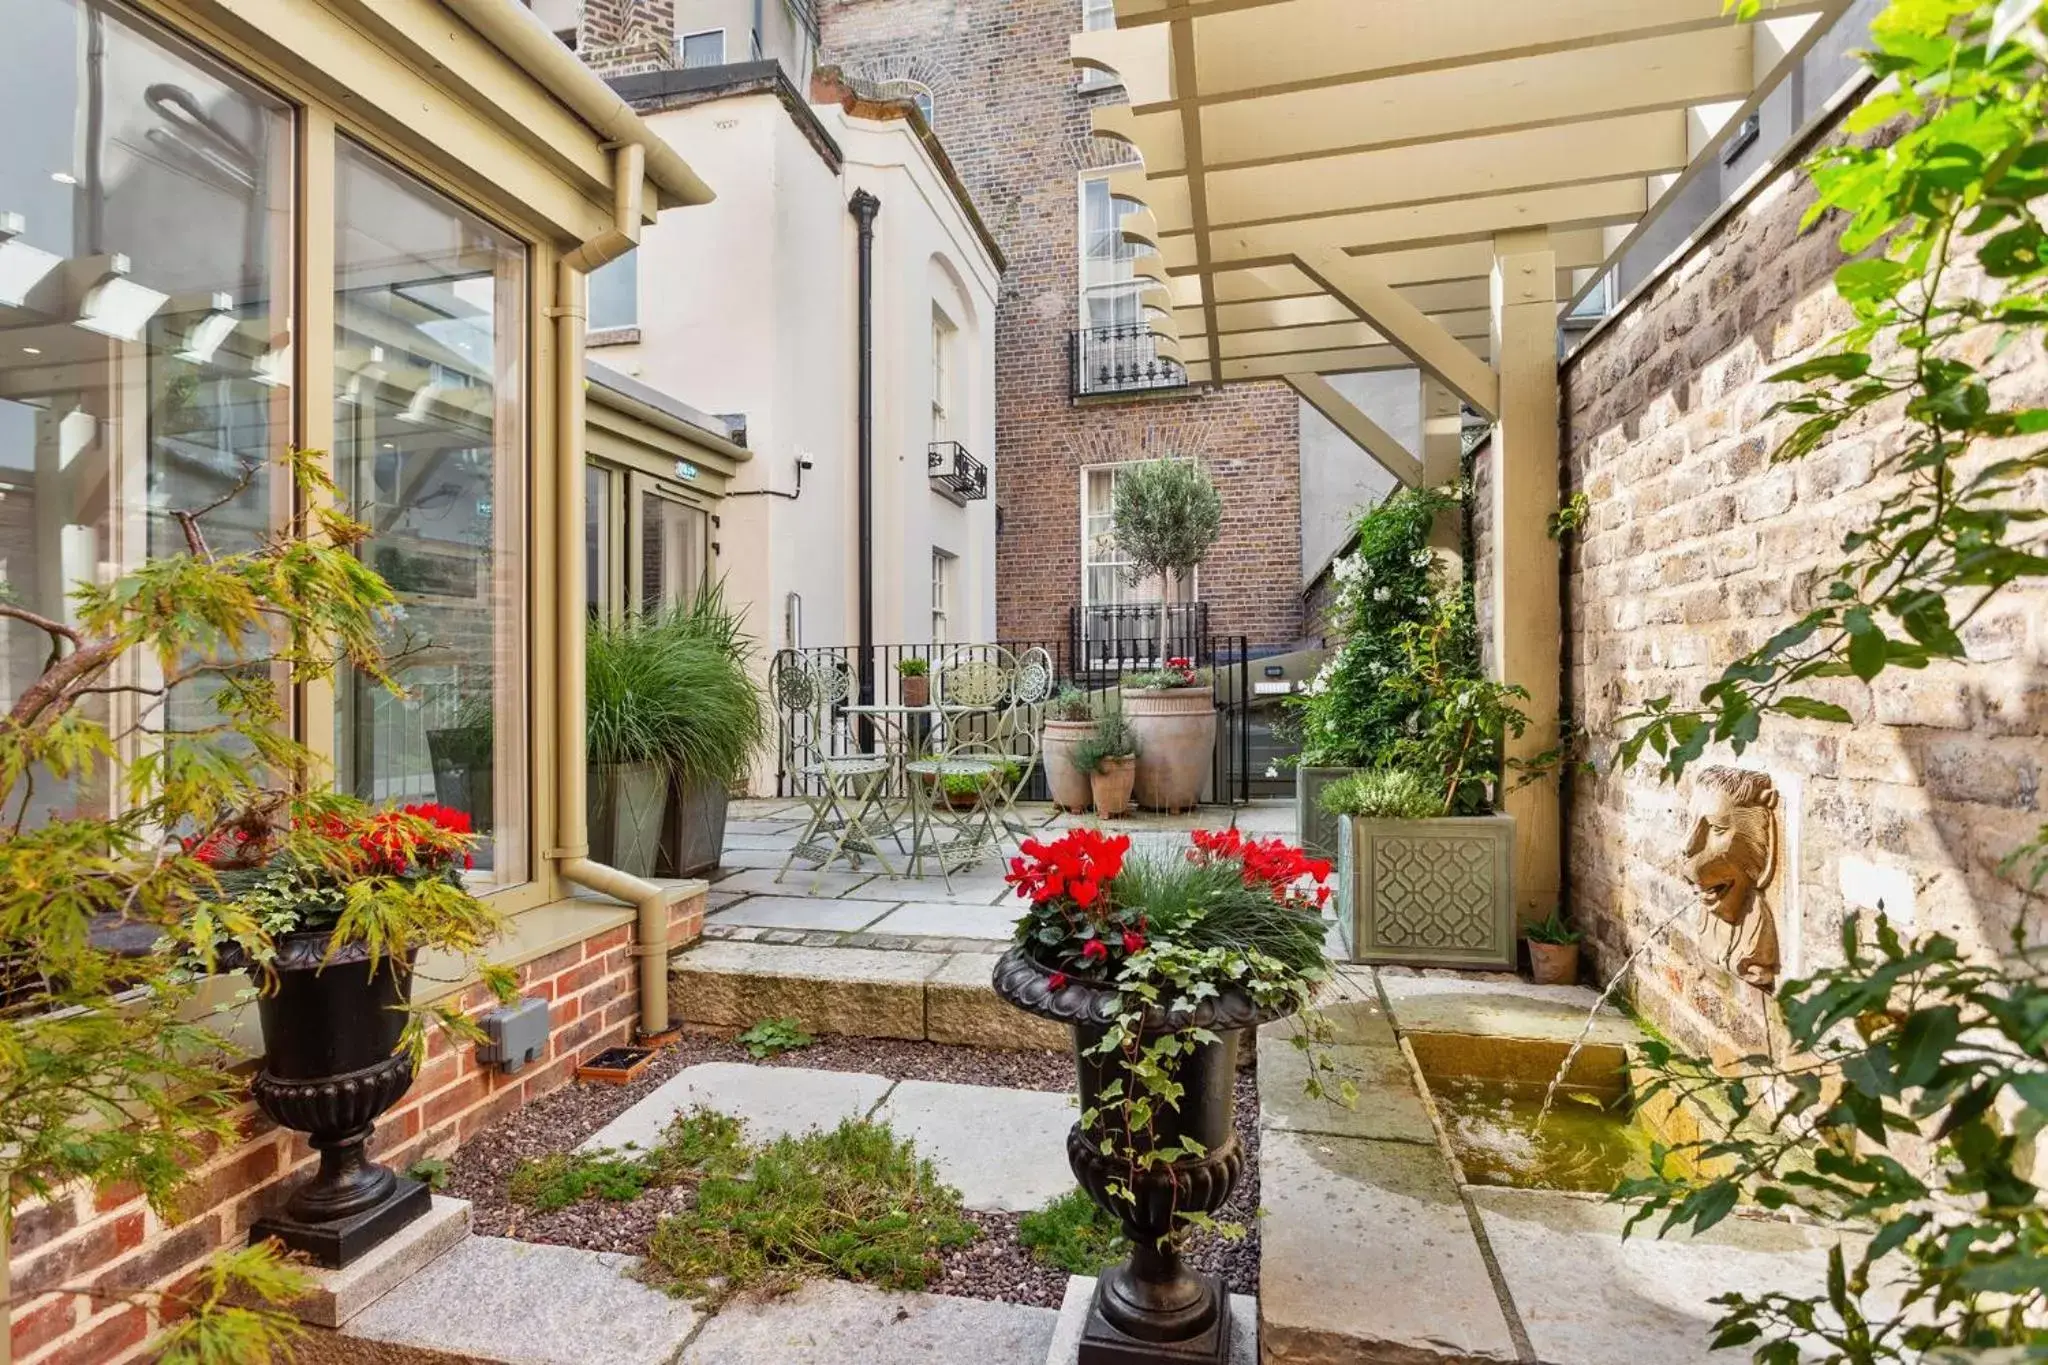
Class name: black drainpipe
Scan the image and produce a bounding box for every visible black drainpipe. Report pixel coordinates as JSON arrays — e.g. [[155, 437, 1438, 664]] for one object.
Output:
[[850, 189, 881, 720]]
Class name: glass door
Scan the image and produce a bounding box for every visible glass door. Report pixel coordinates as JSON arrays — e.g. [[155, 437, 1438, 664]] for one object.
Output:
[[635, 481, 711, 615]]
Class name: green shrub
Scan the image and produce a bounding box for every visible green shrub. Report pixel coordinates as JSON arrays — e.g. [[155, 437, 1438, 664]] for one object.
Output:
[[897, 657, 929, 677], [1523, 909, 1580, 946], [1018, 1189, 1129, 1273], [644, 1118, 976, 1307], [1319, 768, 1442, 820], [1049, 686, 1094, 722], [1074, 710, 1139, 774], [586, 579, 766, 785], [507, 1108, 746, 1211], [736, 1017, 815, 1058]]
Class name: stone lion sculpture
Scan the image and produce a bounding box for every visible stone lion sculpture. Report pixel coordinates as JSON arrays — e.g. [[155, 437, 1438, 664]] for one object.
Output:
[[1682, 766, 1781, 991]]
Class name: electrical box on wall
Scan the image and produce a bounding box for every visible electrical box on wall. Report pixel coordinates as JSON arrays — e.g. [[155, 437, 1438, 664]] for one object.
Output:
[[477, 996, 550, 1074]]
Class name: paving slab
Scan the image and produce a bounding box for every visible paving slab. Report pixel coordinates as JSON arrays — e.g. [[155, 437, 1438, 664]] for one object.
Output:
[[670, 940, 944, 1038], [867, 901, 1025, 940], [710, 846, 813, 871], [1471, 1186, 1860, 1365], [833, 873, 1010, 903], [1256, 1025, 1434, 1145], [1259, 1129, 1517, 1364], [722, 832, 801, 850], [725, 819, 801, 835], [345, 1236, 698, 1365], [1377, 970, 1638, 1049], [873, 1079, 1075, 1211], [924, 951, 1070, 1052], [713, 867, 881, 898], [681, 1278, 1059, 1365], [706, 895, 891, 933], [1045, 1276, 1256, 1365], [580, 1062, 895, 1153], [283, 1196, 471, 1328]]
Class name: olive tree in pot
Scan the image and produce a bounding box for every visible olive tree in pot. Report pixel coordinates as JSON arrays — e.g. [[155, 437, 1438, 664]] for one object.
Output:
[[992, 828, 1348, 1364], [1110, 461, 1222, 812], [1041, 686, 1098, 811], [1286, 486, 1457, 861], [0, 451, 509, 1360], [1074, 708, 1141, 817], [1318, 591, 1546, 970], [651, 582, 769, 877]]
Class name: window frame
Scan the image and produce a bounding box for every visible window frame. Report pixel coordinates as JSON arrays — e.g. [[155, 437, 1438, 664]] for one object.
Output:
[[680, 28, 727, 68], [1077, 171, 1148, 331], [930, 548, 955, 645], [1078, 0, 1121, 91]]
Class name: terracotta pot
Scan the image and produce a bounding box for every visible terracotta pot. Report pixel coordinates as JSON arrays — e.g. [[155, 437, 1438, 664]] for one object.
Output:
[[900, 673, 930, 707], [1121, 686, 1216, 812], [1527, 940, 1581, 986], [1041, 717, 1095, 811], [1090, 755, 1136, 817]]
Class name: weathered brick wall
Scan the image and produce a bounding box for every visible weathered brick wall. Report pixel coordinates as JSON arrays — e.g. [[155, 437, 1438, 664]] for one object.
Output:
[[1545, 129, 2048, 1064], [9, 892, 705, 1365], [816, 0, 1303, 656]]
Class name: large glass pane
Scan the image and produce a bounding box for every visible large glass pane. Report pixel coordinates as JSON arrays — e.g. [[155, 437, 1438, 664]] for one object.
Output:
[[334, 141, 526, 885], [0, 0, 292, 826], [640, 492, 706, 614], [586, 464, 610, 618]]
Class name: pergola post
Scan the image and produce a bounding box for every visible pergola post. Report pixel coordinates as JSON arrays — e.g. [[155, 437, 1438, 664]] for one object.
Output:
[[1421, 375, 1463, 551], [1488, 229, 1562, 926]]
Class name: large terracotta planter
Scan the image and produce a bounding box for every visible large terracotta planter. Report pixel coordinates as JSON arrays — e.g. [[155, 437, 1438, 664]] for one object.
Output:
[[1335, 812, 1516, 969], [588, 761, 669, 877], [243, 931, 429, 1267], [993, 948, 1280, 1364], [1294, 765, 1360, 863], [1121, 686, 1216, 813], [1041, 718, 1095, 812], [1089, 755, 1136, 818]]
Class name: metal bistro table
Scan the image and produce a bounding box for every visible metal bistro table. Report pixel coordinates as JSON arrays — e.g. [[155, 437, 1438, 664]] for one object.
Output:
[[840, 701, 1010, 883]]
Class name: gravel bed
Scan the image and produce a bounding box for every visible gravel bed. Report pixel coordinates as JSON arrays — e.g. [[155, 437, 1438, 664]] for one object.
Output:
[[441, 1028, 1257, 1308]]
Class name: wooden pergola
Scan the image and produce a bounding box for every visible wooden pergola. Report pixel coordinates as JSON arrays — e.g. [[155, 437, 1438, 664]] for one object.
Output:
[[1074, 0, 1848, 916]]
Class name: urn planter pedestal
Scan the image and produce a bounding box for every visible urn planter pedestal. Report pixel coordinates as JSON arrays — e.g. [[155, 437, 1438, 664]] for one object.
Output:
[[245, 931, 429, 1268], [993, 947, 1276, 1365], [1042, 718, 1096, 812], [1335, 812, 1516, 970], [1121, 687, 1216, 814]]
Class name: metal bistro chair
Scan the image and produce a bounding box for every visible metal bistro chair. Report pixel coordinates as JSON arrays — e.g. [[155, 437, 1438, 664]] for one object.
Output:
[[991, 646, 1056, 838], [903, 645, 1016, 882], [771, 651, 897, 890]]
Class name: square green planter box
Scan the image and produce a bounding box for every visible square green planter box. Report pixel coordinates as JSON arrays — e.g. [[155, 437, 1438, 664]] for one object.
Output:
[[1335, 812, 1515, 969], [1294, 765, 1359, 864]]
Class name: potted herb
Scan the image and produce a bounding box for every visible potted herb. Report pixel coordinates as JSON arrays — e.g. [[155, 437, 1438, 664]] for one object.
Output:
[[1119, 657, 1214, 813], [1041, 686, 1097, 812], [898, 656, 931, 708], [1288, 487, 1456, 860], [992, 828, 1343, 1362], [1523, 909, 1581, 985], [1074, 710, 1139, 817], [199, 801, 506, 1266], [1318, 594, 1536, 970]]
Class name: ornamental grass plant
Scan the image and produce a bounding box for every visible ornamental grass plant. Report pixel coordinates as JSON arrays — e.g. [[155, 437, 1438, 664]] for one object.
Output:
[[586, 579, 766, 786]]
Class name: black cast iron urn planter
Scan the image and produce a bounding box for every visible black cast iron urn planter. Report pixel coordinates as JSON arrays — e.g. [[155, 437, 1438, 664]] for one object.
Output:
[[240, 930, 431, 1267], [993, 945, 1277, 1365]]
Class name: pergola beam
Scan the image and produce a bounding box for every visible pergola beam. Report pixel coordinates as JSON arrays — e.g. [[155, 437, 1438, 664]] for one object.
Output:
[[1287, 373, 1424, 487], [1293, 246, 1498, 418]]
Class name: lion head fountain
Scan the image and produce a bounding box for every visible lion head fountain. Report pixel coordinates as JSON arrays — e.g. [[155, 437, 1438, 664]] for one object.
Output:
[[1682, 767, 1781, 991]]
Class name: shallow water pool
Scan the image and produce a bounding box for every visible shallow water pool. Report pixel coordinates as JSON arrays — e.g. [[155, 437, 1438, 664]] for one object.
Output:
[[1428, 1074, 1657, 1193]]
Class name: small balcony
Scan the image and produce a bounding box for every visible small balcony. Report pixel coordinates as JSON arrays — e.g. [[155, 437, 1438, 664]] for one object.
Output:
[[1068, 600, 1209, 678], [927, 440, 988, 503], [1069, 324, 1188, 399]]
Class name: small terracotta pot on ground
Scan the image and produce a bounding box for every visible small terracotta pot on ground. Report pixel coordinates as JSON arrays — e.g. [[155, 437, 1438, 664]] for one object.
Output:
[[1041, 718, 1095, 811], [1527, 940, 1581, 986], [1121, 685, 1216, 812], [1090, 755, 1137, 817]]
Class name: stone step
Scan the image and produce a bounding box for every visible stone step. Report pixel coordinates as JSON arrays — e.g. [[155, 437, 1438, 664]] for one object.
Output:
[[667, 939, 1066, 1051]]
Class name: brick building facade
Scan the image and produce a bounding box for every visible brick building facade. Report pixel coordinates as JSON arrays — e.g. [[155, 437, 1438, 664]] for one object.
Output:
[[814, 0, 1304, 656]]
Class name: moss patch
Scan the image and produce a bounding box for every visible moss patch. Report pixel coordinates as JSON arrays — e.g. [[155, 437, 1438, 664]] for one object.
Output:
[[507, 1108, 746, 1211], [1017, 1188, 1129, 1275]]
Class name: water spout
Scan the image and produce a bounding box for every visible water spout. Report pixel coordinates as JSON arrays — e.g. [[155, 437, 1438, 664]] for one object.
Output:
[[1535, 901, 1692, 1129]]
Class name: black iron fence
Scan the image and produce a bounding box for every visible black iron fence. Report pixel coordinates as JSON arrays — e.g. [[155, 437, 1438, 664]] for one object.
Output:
[[1068, 601, 1209, 681], [1069, 324, 1188, 399], [770, 634, 1252, 806]]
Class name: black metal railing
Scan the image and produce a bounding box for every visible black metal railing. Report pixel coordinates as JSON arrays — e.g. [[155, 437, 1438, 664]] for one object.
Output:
[[927, 441, 989, 501], [1067, 601, 1209, 680], [770, 634, 1251, 806], [1069, 324, 1188, 399]]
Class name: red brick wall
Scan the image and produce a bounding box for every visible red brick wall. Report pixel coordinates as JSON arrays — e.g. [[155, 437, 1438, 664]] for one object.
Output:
[[9, 893, 705, 1365], [817, 0, 1304, 655]]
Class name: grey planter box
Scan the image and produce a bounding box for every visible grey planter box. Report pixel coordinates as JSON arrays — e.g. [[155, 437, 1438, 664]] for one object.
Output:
[[1335, 812, 1515, 969], [1295, 766, 1360, 863]]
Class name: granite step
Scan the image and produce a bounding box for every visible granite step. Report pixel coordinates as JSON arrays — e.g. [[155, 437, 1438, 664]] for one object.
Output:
[[667, 939, 1066, 1051]]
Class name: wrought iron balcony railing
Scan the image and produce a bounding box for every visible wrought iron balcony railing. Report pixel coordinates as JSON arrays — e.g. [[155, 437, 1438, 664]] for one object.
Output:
[[1068, 601, 1209, 676], [1069, 323, 1188, 399], [927, 441, 988, 502]]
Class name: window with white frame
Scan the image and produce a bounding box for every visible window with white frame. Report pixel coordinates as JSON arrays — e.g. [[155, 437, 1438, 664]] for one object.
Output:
[[1079, 174, 1145, 332], [931, 550, 955, 644], [681, 28, 725, 67], [1078, 0, 1119, 90], [930, 307, 955, 445], [1081, 463, 1187, 610]]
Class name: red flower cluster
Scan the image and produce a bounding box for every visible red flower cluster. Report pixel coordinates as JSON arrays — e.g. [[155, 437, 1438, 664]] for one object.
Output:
[[1161, 656, 1199, 687], [182, 825, 266, 868], [356, 803, 475, 876], [1006, 828, 1131, 909], [1189, 828, 1333, 911]]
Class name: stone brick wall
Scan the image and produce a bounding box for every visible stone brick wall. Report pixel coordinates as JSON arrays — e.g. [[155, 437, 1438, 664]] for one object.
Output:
[[816, 0, 1304, 656], [9, 892, 705, 1365], [1541, 117, 2048, 1064]]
